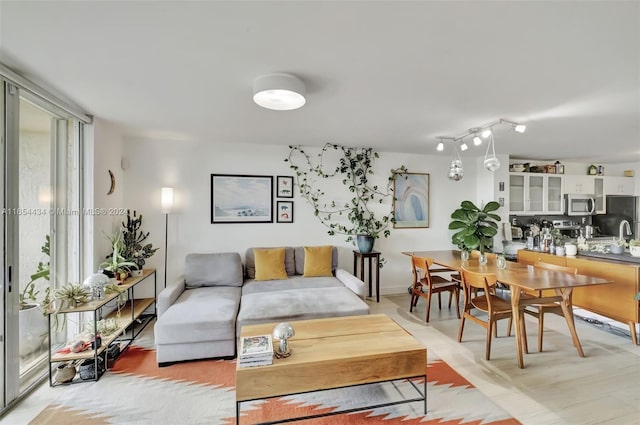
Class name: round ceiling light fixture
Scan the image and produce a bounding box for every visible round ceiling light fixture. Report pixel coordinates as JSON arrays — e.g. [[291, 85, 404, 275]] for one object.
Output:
[[253, 73, 306, 111]]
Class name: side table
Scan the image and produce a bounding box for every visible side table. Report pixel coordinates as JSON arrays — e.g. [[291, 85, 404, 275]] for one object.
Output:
[[353, 250, 381, 302]]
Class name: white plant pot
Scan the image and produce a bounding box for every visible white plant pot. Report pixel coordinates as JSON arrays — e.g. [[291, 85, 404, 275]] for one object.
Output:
[[630, 246, 640, 257], [19, 304, 48, 357]]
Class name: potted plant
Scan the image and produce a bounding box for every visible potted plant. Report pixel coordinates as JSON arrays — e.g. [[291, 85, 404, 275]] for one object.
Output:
[[120, 210, 158, 276], [448, 200, 501, 264], [100, 231, 137, 283], [629, 239, 640, 258], [286, 143, 406, 255]]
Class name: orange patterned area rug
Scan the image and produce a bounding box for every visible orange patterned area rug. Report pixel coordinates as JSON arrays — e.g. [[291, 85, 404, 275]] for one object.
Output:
[[30, 346, 520, 425]]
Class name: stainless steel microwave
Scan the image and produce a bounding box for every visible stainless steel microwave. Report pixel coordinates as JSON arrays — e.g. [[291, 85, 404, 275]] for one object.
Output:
[[564, 194, 595, 216]]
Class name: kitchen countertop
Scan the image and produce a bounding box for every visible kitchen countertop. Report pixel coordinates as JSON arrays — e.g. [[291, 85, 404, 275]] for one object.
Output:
[[575, 250, 640, 264], [521, 248, 640, 265]]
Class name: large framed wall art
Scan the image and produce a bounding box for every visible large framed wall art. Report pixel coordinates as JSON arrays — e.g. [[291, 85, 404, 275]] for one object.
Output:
[[393, 172, 430, 228], [210, 174, 273, 223]]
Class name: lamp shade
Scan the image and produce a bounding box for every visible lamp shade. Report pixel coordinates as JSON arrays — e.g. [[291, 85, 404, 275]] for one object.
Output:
[[161, 187, 174, 214], [253, 73, 306, 110]]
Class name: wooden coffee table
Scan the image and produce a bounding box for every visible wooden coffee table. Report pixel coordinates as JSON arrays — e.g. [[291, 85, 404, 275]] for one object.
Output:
[[236, 314, 427, 424]]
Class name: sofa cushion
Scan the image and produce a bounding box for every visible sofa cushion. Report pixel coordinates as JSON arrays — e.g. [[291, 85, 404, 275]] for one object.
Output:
[[294, 246, 338, 275], [245, 247, 295, 278], [303, 245, 333, 277], [185, 252, 243, 288], [236, 287, 370, 334], [154, 286, 241, 345], [253, 248, 288, 281], [242, 275, 344, 295]]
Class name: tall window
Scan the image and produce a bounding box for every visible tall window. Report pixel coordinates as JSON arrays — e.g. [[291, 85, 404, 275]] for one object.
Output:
[[1, 73, 89, 412]]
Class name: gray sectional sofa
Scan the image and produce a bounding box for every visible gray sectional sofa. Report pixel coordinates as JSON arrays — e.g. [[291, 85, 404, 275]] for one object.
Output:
[[154, 247, 369, 365]]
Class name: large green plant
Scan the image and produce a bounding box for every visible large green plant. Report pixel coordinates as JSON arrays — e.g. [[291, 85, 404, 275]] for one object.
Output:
[[286, 143, 405, 241], [448, 201, 501, 253]]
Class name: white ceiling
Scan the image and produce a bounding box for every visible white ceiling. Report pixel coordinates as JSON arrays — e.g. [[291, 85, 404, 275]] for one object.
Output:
[[1, 1, 639, 163]]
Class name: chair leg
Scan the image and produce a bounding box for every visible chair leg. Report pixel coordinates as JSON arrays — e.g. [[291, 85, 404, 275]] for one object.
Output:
[[457, 314, 466, 343], [538, 307, 544, 352], [486, 320, 493, 360], [409, 293, 416, 312], [425, 290, 432, 322], [437, 292, 442, 310], [453, 288, 461, 319], [448, 290, 453, 308], [507, 317, 513, 337], [493, 320, 498, 338]]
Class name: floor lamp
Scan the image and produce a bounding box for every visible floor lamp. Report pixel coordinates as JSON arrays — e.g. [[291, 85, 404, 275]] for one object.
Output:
[[161, 187, 174, 288]]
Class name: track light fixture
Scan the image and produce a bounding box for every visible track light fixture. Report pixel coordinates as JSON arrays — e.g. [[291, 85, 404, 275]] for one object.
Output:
[[500, 118, 526, 134], [470, 128, 482, 145], [434, 118, 526, 179]]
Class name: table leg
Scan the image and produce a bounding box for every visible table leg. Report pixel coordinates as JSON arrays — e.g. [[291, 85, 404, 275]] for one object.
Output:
[[628, 322, 638, 346], [236, 401, 240, 424], [368, 256, 373, 300], [556, 288, 585, 357], [375, 256, 380, 303], [510, 285, 525, 369], [361, 256, 369, 297]]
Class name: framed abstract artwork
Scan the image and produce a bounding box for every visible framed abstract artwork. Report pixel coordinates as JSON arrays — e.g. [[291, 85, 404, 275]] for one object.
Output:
[[393, 173, 429, 228], [276, 175, 294, 198], [276, 200, 294, 223], [211, 174, 273, 223]]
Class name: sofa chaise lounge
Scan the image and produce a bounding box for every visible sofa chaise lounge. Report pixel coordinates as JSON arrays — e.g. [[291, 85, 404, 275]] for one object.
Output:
[[154, 246, 370, 365]]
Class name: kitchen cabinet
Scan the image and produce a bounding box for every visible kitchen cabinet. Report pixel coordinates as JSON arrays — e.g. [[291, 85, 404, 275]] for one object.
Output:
[[563, 175, 602, 194], [47, 269, 156, 385], [605, 176, 635, 196], [594, 177, 605, 214], [517, 250, 639, 346], [509, 173, 563, 215], [563, 175, 604, 213]]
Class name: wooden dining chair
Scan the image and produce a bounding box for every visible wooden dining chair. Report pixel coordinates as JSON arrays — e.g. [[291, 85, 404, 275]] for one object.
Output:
[[410, 256, 460, 322], [458, 267, 513, 360], [522, 262, 578, 352]]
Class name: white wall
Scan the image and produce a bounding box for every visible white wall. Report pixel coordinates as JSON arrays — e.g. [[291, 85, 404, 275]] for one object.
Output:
[[121, 139, 485, 295], [92, 118, 125, 269]]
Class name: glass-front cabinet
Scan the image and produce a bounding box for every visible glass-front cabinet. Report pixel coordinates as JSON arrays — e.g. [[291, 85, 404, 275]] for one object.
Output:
[[509, 173, 563, 214], [594, 177, 605, 214]]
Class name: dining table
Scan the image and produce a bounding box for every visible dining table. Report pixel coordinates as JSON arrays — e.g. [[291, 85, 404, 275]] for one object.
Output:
[[403, 250, 614, 368]]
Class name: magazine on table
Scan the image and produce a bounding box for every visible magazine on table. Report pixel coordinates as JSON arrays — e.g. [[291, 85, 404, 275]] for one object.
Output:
[[238, 334, 273, 366]]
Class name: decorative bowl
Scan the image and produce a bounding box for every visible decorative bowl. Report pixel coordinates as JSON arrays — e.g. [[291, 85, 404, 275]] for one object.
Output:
[[630, 246, 640, 257], [609, 244, 625, 255]]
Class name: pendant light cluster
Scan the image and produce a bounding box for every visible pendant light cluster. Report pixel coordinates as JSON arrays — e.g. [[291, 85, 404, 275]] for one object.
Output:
[[437, 118, 526, 181]]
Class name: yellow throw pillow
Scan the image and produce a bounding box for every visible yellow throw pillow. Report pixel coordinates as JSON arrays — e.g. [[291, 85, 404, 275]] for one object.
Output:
[[253, 248, 288, 281], [303, 246, 333, 277]]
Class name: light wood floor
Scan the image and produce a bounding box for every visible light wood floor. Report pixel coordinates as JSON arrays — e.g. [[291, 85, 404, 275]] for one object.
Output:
[[2, 293, 639, 425], [372, 293, 640, 425]]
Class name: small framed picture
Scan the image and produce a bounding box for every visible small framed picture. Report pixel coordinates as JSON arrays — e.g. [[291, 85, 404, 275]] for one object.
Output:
[[276, 201, 294, 223], [276, 175, 294, 198]]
